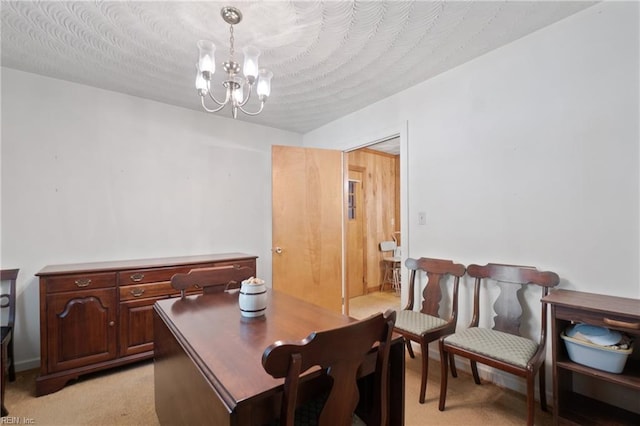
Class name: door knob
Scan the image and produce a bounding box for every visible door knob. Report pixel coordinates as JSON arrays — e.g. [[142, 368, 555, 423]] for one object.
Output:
[[272, 247, 283, 254]]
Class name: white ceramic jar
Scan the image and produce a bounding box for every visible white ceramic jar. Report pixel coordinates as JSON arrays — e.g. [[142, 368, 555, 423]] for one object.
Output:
[[239, 280, 267, 317]]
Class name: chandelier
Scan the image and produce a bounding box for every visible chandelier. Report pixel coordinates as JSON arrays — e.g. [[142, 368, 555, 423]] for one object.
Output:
[[195, 6, 273, 118]]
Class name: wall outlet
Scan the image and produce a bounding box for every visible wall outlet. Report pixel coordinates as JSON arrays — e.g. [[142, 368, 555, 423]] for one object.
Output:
[[418, 212, 426, 225]]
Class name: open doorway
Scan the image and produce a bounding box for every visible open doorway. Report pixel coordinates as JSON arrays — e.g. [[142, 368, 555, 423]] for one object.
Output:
[[346, 137, 402, 319]]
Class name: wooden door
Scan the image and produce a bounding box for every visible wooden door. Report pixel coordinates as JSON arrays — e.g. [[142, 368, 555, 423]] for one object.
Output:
[[347, 169, 366, 297], [272, 145, 344, 313]]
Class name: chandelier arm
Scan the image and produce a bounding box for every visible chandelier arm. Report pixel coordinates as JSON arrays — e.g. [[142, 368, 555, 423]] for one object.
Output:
[[237, 101, 265, 116], [207, 88, 229, 106], [201, 96, 228, 113]]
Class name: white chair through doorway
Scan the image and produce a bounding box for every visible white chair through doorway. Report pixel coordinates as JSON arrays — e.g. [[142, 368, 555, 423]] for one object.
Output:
[[379, 240, 401, 293]]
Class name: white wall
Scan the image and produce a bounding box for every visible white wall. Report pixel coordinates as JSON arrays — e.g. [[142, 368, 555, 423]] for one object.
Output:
[[0, 68, 301, 369], [307, 1, 639, 298], [305, 0, 639, 404]]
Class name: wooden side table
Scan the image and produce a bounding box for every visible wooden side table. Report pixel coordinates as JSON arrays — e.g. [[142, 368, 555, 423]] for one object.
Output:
[[542, 290, 640, 425]]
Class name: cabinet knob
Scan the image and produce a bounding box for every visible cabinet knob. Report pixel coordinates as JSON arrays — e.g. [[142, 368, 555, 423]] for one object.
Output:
[[109, 321, 115, 327], [130, 273, 144, 282]]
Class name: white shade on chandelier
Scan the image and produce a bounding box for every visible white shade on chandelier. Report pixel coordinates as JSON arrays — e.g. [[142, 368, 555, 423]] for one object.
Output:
[[195, 6, 273, 118]]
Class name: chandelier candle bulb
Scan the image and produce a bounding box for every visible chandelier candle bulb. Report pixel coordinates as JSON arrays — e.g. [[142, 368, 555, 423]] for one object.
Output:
[[257, 69, 273, 100], [233, 86, 244, 104], [195, 65, 208, 95], [197, 40, 215, 76], [242, 46, 260, 83]]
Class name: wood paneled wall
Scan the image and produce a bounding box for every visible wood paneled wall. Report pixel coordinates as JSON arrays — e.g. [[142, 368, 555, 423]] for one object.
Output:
[[347, 148, 400, 293]]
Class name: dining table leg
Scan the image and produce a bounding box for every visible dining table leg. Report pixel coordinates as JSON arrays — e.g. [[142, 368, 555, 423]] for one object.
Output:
[[389, 339, 405, 425]]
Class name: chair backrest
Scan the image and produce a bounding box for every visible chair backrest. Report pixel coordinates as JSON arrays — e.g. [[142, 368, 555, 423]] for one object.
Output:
[[170, 266, 242, 297], [404, 258, 466, 319], [379, 240, 397, 253], [0, 269, 19, 328], [262, 310, 396, 426], [466, 263, 559, 338]]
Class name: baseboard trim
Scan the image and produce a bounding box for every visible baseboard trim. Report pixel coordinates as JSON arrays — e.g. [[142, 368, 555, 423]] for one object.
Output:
[[15, 357, 40, 372]]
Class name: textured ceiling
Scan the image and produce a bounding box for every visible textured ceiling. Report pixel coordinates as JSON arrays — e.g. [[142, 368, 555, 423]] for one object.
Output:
[[368, 136, 400, 155], [1, 1, 596, 134]]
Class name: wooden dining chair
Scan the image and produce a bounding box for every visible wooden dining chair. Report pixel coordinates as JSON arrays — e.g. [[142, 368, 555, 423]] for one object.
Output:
[[438, 263, 559, 426], [379, 241, 401, 292], [394, 257, 465, 404], [262, 310, 396, 426], [1, 268, 19, 417], [170, 265, 252, 297]]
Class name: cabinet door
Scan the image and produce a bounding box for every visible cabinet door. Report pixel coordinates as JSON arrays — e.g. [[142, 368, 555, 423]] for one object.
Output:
[[46, 288, 117, 372], [119, 297, 163, 357]]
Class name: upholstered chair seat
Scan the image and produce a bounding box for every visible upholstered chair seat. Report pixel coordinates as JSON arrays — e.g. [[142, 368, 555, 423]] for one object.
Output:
[[395, 310, 448, 336], [443, 327, 539, 368]]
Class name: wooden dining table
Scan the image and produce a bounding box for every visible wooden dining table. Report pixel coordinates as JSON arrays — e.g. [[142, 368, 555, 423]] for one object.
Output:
[[153, 288, 405, 425]]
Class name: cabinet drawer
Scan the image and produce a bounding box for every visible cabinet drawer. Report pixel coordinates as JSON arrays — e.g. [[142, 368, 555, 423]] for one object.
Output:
[[170, 260, 257, 292], [119, 264, 216, 286], [192, 260, 257, 285], [120, 260, 256, 287], [46, 272, 116, 293], [119, 281, 177, 301], [556, 306, 640, 334]]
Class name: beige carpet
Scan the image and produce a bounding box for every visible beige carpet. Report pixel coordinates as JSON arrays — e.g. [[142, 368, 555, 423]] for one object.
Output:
[[4, 293, 551, 425], [4, 352, 551, 425], [5, 363, 158, 426], [349, 291, 402, 320]]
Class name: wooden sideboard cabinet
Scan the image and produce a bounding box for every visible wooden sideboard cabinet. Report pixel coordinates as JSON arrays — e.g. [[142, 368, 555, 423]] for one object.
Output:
[[36, 253, 256, 396], [542, 290, 640, 425]]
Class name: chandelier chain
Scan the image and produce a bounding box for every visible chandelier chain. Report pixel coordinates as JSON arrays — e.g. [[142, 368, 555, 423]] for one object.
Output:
[[229, 25, 235, 60]]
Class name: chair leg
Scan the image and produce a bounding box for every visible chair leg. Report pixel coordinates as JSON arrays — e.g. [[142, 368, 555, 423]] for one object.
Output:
[[8, 340, 15, 382], [448, 353, 457, 378], [392, 265, 400, 293], [438, 341, 448, 411], [382, 270, 389, 291], [419, 341, 429, 404], [526, 375, 535, 426], [382, 263, 393, 291], [470, 360, 481, 384], [1, 342, 6, 417], [538, 362, 547, 412], [406, 340, 415, 358]]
